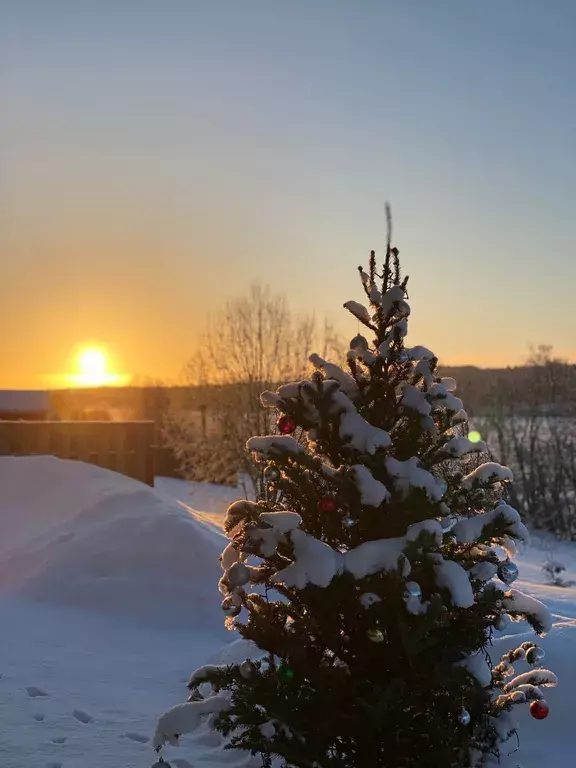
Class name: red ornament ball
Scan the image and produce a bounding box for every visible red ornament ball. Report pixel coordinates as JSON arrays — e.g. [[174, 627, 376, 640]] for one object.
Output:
[[317, 497, 337, 513], [530, 700, 549, 720], [277, 415, 296, 434]]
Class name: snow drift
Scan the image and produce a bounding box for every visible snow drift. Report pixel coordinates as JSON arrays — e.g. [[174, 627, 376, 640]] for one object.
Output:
[[0, 456, 226, 627]]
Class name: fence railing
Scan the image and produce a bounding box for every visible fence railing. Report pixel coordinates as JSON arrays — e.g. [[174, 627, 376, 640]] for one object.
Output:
[[0, 421, 156, 486]]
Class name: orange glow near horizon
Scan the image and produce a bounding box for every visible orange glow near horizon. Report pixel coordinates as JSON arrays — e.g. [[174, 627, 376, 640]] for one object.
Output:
[[64, 345, 129, 388]]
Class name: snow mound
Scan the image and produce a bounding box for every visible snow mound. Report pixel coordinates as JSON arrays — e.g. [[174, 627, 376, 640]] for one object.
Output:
[[0, 457, 226, 627]]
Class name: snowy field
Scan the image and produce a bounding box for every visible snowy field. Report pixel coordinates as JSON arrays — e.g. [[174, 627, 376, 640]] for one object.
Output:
[[0, 456, 575, 768]]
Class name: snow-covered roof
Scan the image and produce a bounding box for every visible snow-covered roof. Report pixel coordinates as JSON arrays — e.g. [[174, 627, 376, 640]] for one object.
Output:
[[0, 390, 50, 412]]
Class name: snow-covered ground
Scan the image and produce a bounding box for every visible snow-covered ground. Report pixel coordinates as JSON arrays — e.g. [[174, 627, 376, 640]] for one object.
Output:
[[0, 457, 574, 767]]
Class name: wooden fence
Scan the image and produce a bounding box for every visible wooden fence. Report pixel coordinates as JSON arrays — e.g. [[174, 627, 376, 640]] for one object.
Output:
[[0, 421, 156, 486]]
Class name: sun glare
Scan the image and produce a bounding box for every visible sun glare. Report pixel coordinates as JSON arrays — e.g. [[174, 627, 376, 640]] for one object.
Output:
[[65, 345, 127, 387], [78, 348, 107, 381]]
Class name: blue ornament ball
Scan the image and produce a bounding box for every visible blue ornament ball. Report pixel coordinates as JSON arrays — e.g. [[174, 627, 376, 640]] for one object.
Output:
[[497, 561, 519, 585]]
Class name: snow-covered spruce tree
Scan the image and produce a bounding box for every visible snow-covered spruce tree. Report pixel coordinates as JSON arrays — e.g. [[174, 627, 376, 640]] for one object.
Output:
[[154, 223, 557, 767]]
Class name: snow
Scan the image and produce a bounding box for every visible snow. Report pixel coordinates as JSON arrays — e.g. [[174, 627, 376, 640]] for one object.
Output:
[[359, 592, 382, 608], [343, 536, 410, 579], [433, 557, 475, 608], [272, 529, 342, 589], [457, 651, 493, 687], [153, 695, 231, 749], [343, 299, 372, 325], [332, 390, 392, 454], [502, 589, 553, 634], [0, 389, 50, 412], [348, 464, 390, 507], [385, 456, 445, 501], [453, 504, 529, 545], [462, 462, 514, 489], [1, 456, 576, 767], [380, 285, 405, 316], [400, 383, 432, 416], [440, 435, 487, 457], [406, 519, 443, 546], [427, 382, 464, 414], [259, 511, 302, 533], [246, 435, 305, 458], [504, 669, 558, 692], [0, 457, 225, 627], [407, 345, 434, 361], [440, 377, 457, 392], [308, 353, 359, 399]]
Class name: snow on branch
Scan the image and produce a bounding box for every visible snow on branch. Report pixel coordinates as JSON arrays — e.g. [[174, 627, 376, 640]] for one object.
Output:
[[502, 589, 552, 635], [385, 456, 445, 501], [259, 511, 302, 533], [452, 504, 529, 545], [461, 462, 514, 490], [332, 391, 392, 454], [343, 537, 411, 579], [380, 285, 406, 317], [153, 695, 231, 748], [433, 557, 474, 608], [438, 436, 487, 458], [309, 353, 359, 400], [457, 652, 493, 687], [260, 390, 283, 408], [343, 300, 372, 326], [407, 345, 435, 361], [277, 382, 302, 399], [400, 384, 432, 416], [188, 665, 226, 688], [271, 529, 343, 589], [406, 519, 443, 547], [348, 464, 391, 507], [427, 382, 463, 413], [247, 436, 306, 459], [224, 500, 261, 534], [272, 531, 412, 588], [504, 669, 558, 692]]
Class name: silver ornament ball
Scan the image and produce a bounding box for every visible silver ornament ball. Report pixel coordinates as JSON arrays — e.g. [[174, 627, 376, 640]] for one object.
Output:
[[404, 581, 422, 601], [497, 560, 519, 585], [494, 615, 509, 631], [350, 334, 369, 351], [221, 597, 241, 617], [366, 628, 384, 643], [239, 659, 257, 679], [526, 646, 546, 665], [263, 465, 280, 482], [342, 516, 356, 528], [228, 562, 250, 588], [458, 709, 471, 726]]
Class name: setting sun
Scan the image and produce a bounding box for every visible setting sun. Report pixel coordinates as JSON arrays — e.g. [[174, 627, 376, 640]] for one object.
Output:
[[78, 348, 108, 383], [63, 344, 129, 388]]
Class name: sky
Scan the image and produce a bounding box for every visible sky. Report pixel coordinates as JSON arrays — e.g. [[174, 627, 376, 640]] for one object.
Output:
[[1, 1, 575, 389]]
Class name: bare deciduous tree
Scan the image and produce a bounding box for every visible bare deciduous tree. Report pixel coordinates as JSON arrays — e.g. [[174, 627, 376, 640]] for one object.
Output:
[[165, 284, 344, 493], [483, 346, 576, 538]]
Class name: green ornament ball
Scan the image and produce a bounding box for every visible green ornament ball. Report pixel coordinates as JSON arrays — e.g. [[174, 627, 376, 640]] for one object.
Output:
[[277, 662, 295, 682]]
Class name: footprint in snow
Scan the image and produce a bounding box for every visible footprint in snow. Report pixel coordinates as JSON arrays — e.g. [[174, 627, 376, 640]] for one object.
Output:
[[52, 736, 67, 744], [123, 732, 149, 744], [73, 709, 93, 723], [26, 686, 48, 698], [172, 760, 195, 768], [46, 763, 62, 768], [33, 713, 46, 721]]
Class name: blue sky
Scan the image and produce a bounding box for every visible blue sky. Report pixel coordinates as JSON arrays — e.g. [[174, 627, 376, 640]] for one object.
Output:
[[2, 1, 575, 386]]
